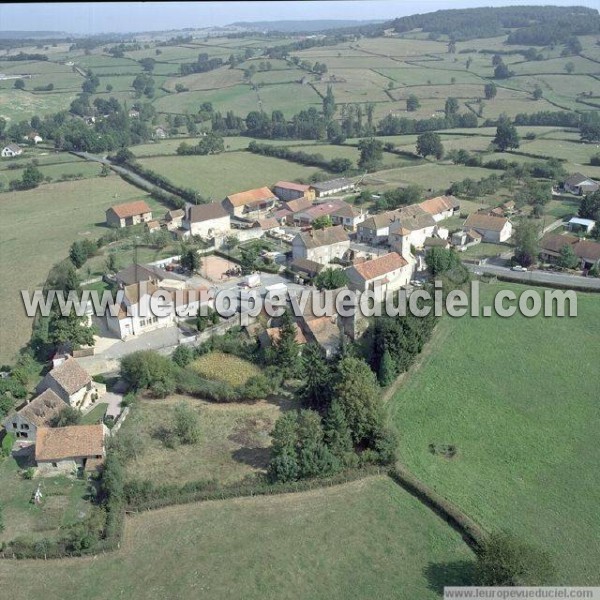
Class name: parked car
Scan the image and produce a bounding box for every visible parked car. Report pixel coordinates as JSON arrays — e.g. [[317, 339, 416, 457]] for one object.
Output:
[[511, 265, 527, 272]]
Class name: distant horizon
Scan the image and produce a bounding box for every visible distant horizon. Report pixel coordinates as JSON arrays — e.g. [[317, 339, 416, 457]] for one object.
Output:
[[1, 1, 599, 36]]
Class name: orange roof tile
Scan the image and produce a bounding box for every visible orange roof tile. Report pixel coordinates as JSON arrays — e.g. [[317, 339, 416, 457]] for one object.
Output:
[[351, 252, 408, 281], [226, 187, 277, 207], [108, 200, 152, 219], [35, 424, 106, 461]]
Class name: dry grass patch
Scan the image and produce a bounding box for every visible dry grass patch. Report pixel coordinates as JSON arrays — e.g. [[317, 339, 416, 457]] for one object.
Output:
[[189, 352, 261, 387]]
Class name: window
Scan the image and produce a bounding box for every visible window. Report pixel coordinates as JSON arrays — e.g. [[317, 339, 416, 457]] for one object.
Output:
[[21, 423, 29, 429], [52, 462, 58, 468], [12, 422, 17, 428]]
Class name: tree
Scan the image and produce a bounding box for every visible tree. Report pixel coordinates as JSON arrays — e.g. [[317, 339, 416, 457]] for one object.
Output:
[[532, 85, 543, 100], [406, 94, 421, 112], [558, 244, 580, 270], [580, 112, 600, 143], [106, 84, 113, 92], [416, 131, 444, 159], [268, 412, 299, 482], [301, 343, 334, 411], [173, 402, 201, 445], [312, 215, 332, 230], [172, 344, 194, 367], [14, 78, 25, 90], [377, 349, 395, 386], [314, 268, 349, 290], [323, 401, 353, 459], [322, 84, 336, 120], [20, 165, 44, 189], [494, 63, 512, 79], [578, 191, 600, 220], [334, 356, 383, 446], [513, 221, 540, 267], [358, 137, 384, 171], [271, 310, 300, 376], [426, 247, 461, 276], [475, 532, 555, 586], [484, 82, 497, 100], [48, 308, 96, 349], [493, 118, 520, 151], [51, 406, 82, 427], [180, 248, 201, 273], [447, 40, 456, 54], [565, 61, 575, 74], [120, 350, 175, 391], [444, 97, 459, 120]]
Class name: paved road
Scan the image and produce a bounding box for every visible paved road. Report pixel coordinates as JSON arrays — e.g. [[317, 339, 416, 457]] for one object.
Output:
[[466, 263, 600, 290]]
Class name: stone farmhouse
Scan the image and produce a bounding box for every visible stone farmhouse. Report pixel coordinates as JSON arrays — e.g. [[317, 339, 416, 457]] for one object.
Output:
[[419, 195, 460, 222], [35, 424, 108, 475], [1, 143, 23, 158], [292, 225, 350, 265], [463, 213, 513, 243], [184, 202, 231, 238], [3, 389, 64, 442], [36, 356, 99, 410], [222, 187, 278, 219], [273, 181, 315, 202], [562, 173, 599, 196], [346, 252, 413, 296], [310, 177, 355, 198], [105, 200, 153, 228]]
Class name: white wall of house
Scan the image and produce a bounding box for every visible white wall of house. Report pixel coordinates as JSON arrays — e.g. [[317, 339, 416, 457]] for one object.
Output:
[[187, 215, 231, 238], [292, 239, 350, 265], [348, 264, 413, 296], [3, 413, 40, 442], [357, 225, 390, 245], [475, 222, 512, 243]]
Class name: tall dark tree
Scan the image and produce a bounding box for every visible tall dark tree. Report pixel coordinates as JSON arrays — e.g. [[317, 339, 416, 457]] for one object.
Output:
[[416, 131, 444, 159], [444, 97, 460, 120], [301, 343, 334, 411], [322, 85, 336, 120], [484, 82, 498, 100], [358, 137, 384, 171], [493, 118, 520, 151]]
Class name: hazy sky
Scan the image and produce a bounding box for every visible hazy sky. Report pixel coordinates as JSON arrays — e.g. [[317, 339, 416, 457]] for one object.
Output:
[[1, 1, 598, 35]]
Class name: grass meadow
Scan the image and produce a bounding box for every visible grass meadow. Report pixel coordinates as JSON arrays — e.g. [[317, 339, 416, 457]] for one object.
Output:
[[0, 476, 474, 600], [389, 282, 600, 584], [0, 176, 164, 363]]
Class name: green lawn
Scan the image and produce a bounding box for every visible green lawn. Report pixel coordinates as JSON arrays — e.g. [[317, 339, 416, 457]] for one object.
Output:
[[81, 403, 108, 425], [0, 476, 474, 600], [137, 152, 321, 198], [0, 176, 165, 363], [389, 282, 600, 584]]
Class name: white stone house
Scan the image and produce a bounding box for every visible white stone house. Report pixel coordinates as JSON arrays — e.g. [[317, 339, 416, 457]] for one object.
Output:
[[3, 389, 65, 442], [36, 357, 98, 410], [419, 195, 460, 222], [563, 173, 599, 196], [222, 187, 277, 219], [1, 143, 23, 158], [184, 202, 231, 238], [291, 225, 350, 265], [356, 210, 402, 245], [463, 213, 513, 243], [35, 424, 108, 474], [346, 252, 413, 297]]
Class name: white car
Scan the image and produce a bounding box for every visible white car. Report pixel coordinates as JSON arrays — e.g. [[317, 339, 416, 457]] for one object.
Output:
[[511, 265, 527, 272]]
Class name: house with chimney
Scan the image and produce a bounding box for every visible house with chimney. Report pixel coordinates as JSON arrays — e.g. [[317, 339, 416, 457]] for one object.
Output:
[[3, 389, 65, 442], [291, 225, 350, 265]]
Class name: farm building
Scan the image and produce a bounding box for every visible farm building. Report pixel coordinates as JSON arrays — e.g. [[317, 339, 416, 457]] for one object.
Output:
[[36, 357, 99, 410], [310, 178, 355, 198], [1, 143, 23, 158], [357, 210, 403, 245], [567, 217, 596, 234], [330, 203, 368, 231], [222, 187, 277, 219], [289, 257, 325, 280], [293, 200, 350, 227], [3, 389, 65, 443], [165, 208, 185, 230], [292, 225, 350, 265], [106, 200, 153, 228], [539, 234, 600, 269], [35, 424, 108, 474], [346, 252, 413, 296], [273, 181, 315, 202], [25, 132, 43, 144], [562, 173, 599, 196], [184, 202, 230, 238], [463, 213, 512, 243], [451, 229, 483, 250], [419, 195, 460, 222], [393, 204, 437, 249]]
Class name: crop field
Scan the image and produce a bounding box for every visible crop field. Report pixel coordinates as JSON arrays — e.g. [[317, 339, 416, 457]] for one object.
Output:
[[0, 476, 474, 600], [137, 152, 321, 198], [189, 352, 261, 386], [0, 177, 164, 363], [389, 283, 600, 584], [120, 395, 283, 485]]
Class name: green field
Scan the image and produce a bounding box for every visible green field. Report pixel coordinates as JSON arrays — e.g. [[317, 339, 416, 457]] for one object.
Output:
[[0, 176, 165, 363], [137, 151, 321, 198], [0, 476, 474, 600], [389, 283, 600, 584]]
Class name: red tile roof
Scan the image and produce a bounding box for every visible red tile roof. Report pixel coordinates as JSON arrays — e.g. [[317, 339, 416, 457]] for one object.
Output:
[[226, 187, 277, 207], [351, 252, 408, 281], [108, 200, 152, 219], [464, 213, 510, 232], [274, 181, 311, 193], [35, 424, 106, 462], [419, 195, 459, 216]]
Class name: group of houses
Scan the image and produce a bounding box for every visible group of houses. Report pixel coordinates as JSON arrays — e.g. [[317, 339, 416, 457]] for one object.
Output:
[[539, 232, 600, 271], [3, 356, 109, 475]]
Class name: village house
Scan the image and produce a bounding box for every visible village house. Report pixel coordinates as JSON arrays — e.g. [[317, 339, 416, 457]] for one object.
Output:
[[451, 229, 483, 250], [391, 204, 438, 249], [539, 234, 600, 270], [463, 213, 512, 243], [222, 187, 278, 219], [419, 195, 460, 222], [24, 132, 43, 144], [259, 323, 307, 351], [573, 240, 600, 270], [424, 237, 450, 251], [146, 220, 161, 233], [36, 357, 98, 410], [165, 208, 185, 231], [567, 217, 596, 235], [273, 181, 315, 202], [274, 197, 314, 224], [1, 143, 23, 158], [293, 200, 349, 227], [562, 173, 599, 196], [330, 203, 368, 231], [154, 126, 167, 139], [105, 200, 153, 228], [357, 210, 402, 245], [3, 389, 64, 442], [35, 424, 108, 475], [291, 225, 350, 265], [346, 252, 413, 296], [184, 202, 230, 238], [289, 257, 324, 281], [310, 178, 355, 198], [128, 108, 140, 119], [114, 262, 170, 287], [251, 217, 281, 233]]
